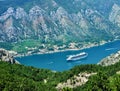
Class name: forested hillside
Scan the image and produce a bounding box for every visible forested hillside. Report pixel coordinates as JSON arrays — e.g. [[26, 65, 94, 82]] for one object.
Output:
[[0, 60, 120, 91]]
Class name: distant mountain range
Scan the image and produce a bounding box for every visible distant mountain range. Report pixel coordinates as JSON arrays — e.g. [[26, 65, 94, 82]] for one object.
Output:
[[0, 0, 120, 44]]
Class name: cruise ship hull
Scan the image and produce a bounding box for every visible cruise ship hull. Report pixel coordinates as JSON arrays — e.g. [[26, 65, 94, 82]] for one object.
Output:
[[67, 52, 88, 61]]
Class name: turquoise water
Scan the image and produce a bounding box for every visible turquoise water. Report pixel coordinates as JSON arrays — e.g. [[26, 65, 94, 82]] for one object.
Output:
[[16, 40, 120, 71]]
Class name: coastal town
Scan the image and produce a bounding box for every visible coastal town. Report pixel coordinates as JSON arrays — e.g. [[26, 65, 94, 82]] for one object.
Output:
[[14, 40, 108, 57]]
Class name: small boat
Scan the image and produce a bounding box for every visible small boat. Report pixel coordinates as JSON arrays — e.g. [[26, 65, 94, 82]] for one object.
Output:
[[66, 52, 88, 61]]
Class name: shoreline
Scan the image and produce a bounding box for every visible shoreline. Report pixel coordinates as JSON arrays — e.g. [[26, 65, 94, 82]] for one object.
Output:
[[14, 39, 120, 58]]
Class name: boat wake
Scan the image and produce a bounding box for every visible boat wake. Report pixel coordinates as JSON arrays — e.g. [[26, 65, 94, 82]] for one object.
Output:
[[47, 61, 54, 65], [105, 48, 117, 51]]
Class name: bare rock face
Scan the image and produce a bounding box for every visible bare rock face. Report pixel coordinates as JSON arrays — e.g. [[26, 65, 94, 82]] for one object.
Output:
[[56, 72, 96, 90], [0, 0, 120, 43], [98, 51, 120, 66], [15, 7, 27, 19], [0, 7, 14, 21], [0, 48, 19, 64], [109, 4, 120, 27]]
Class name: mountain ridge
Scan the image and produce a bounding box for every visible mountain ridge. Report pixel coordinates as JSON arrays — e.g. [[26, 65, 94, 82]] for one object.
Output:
[[0, 0, 119, 41], [0, 0, 120, 53]]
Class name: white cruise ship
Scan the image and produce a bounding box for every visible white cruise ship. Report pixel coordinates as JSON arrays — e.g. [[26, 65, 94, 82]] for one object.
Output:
[[67, 52, 88, 61]]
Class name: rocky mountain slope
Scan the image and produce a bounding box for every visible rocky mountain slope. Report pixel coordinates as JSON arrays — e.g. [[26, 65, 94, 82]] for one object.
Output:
[[0, 0, 120, 44], [0, 48, 19, 64], [98, 50, 120, 66]]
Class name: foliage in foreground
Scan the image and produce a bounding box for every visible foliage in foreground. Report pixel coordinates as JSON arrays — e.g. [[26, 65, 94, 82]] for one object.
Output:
[[0, 61, 120, 91]]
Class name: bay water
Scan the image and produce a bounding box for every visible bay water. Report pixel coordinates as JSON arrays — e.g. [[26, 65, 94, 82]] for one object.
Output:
[[16, 40, 120, 71]]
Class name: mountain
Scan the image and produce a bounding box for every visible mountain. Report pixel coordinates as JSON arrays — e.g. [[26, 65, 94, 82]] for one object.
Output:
[[0, 0, 120, 53], [1, 1, 120, 90]]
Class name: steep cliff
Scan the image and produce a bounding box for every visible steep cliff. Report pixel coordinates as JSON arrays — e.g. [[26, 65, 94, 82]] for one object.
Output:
[[0, 0, 120, 52]]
